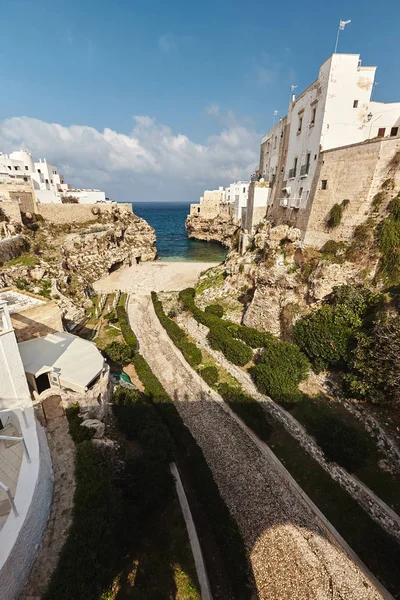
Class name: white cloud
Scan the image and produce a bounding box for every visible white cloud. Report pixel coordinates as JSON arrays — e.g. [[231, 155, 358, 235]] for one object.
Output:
[[207, 103, 220, 117], [158, 33, 178, 52], [0, 115, 259, 202]]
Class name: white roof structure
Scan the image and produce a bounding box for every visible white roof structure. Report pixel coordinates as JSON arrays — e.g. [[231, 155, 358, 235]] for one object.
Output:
[[18, 332, 104, 392]]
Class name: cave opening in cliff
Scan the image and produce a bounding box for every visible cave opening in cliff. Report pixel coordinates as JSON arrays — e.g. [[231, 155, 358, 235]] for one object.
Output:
[[109, 260, 124, 273]]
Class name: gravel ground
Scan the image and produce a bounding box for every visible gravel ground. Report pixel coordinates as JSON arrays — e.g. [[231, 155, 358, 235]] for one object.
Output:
[[129, 294, 387, 600]]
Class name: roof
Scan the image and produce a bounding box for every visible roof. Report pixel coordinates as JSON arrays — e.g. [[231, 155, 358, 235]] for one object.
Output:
[[0, 289, 46, 315], [18, 332, 104, 390]]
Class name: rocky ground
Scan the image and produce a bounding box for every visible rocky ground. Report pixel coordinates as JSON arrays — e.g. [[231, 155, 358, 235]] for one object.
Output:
[[128, 293, 386, 600], [185, 214, 239, 248], [0, 204, 156, 326]]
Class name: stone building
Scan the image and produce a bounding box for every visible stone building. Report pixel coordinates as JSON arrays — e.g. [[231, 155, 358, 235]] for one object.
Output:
[[189, 187, 225, 218], [253, 52, 400, 245]]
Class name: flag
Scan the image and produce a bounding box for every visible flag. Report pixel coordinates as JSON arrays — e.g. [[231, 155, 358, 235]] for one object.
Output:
[[290, 85, 298, 92], [339, 19, 351, 30]]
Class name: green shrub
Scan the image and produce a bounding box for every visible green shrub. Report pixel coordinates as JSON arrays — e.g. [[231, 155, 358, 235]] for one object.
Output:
[[293, 305, 356, 371], [200, 366, 219, 386], [208, 324, 253, 366], [116, 304, 138, 349], [377, 193, 400, 285], [132, 352, 252, 598], [104, 310, 118, 323], [327, 199, 349, 229], [103, 341, 134, 365], [151, 291, 202, 367], [205, 304, 224, 318], [65, 404, 94, 443], [306, 409, 371, 471], [218, 383, 273, 441], [228, 324, 274, 348], [249, 337, 309, 402]]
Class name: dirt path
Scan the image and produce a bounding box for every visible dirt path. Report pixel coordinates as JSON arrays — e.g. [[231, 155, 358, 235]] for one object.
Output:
[[128, 294, 387, 600]]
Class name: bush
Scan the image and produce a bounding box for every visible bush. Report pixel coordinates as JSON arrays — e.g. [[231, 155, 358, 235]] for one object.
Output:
[[208, 324, 253, 366], [103, 341, 134, 365], [65, 404, 94, 443], [218, 383, 273, 441], [205, 304, 224, 318], [293, 305, 355, 371], [132, 352, 252, 598], [116, 304, 138, 350], [151, 291, 202, 367], [228, 324, 274, 348], [249, 338, 309, 402], [200, 365, 219, 386], [307, 410, 370, 472], [377, 193, 400, 285]]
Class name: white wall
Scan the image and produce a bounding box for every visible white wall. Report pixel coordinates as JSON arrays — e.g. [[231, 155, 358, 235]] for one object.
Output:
[[0, 304, 31, 411], [66, 189, 106, 203]]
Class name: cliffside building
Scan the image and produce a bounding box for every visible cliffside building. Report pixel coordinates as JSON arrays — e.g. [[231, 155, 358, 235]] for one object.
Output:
[[253, 53, 400, 245], [189, 187, 225, 218], [0, 150, 108, 205], [223, 181, 250, 220]]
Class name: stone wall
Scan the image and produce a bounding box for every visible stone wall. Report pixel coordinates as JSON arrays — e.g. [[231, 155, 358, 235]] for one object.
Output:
[[0, 181, 37, 214], [37, 202, 132, 224], [0, 201, 23, 225], [11, 299, 63, 342], [267, 136, 400, 247]]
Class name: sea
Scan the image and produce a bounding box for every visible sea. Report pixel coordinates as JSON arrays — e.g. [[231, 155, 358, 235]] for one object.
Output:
[[130, 202, 228, 262]]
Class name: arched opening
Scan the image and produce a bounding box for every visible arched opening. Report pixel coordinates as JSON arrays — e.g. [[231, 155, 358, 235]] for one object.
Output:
[[35, 373, 51, 394]]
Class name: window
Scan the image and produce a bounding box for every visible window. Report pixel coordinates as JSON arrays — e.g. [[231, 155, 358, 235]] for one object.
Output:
[[14, 166, 19, 170], [353, 100, 358, 108], [37, 169, 41, 173], [321, 180, 328, 190], [390, 127, 399, 137], [45, 178, 49, 184], [378, 128, 386, 137], [197, 207, 200, 213], [294, 157, 298, 172], [25, 166, 29, 170], [8, 166, 11, 170], [23, 177, 28, 182], [243, 187, 246, 193], [311, 106, 316, 125], [299, 187, 303, 197], [274, 136, 277, 149], [298, 114, 303, 133]]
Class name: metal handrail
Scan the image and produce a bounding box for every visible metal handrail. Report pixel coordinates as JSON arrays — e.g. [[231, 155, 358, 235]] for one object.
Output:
[[0, 435, 31, 463], [0, 480, 18, 516]]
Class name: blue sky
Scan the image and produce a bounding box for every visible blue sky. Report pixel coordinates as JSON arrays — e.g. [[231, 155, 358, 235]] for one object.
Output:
[[1, 0, 399, 202]]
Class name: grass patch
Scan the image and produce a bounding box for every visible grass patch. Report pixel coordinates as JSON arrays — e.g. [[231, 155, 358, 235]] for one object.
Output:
[[2, 253, 39, 268]]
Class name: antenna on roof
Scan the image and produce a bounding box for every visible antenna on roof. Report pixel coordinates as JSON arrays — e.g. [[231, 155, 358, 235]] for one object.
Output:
[[272, 110, 278, 127]]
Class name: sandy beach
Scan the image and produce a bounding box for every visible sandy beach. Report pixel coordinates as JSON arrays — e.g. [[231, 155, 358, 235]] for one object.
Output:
[[93, 260, 218, 294]]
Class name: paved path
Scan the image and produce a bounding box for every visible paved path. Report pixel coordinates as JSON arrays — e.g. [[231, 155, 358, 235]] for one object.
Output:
[[179, 312, 400, 542], [129, 294, 386, 600], [20, 397, 75, 600]]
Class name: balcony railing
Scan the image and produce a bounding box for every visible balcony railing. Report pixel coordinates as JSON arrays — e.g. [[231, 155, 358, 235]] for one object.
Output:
[[289, 197, 302, 209], [300, 164, 310, 177], [288, 168, 296, 179]]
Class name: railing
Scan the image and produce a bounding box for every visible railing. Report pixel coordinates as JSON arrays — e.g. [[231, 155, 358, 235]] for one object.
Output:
[[300, 164, 310, 177], [288, 168, 296, 179], [290, 197, 302, 209]]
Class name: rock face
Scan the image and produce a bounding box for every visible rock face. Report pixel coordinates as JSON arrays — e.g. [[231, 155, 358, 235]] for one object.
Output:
[[0, 204, 156, 325], [185, 214, 239, 248], [195, 219, 377, 337]]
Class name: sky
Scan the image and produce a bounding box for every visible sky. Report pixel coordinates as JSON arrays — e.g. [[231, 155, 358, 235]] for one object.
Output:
[[1, 0, 399, 203]]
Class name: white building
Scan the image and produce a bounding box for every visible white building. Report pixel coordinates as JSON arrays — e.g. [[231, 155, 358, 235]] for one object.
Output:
[[223, 181, 250, 221], [260, 53, 400, 213], [0, 150, 107, 205], [0, 301, 52, 600]]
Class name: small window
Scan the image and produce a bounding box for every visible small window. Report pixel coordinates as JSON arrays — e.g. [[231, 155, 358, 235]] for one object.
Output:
[[51, 180, 53, 184], [298, 115, 303, 133], [37, 169, 41, 173], [353, 100, 358, 108], [390, 127, 399, 137], [274, 136, 277, 149], [311, 107, 316, 125], [299, 187, 303, 197], [243, 187, 246, 193], [23, 177, 28, 182], [321, 180, 328, 190], [8, 166, 11, 170], [25, 165, 29, 170], [45, 178, 49, 184], [378, 128, 386, 137], [14, 166, 18, 170], [197, 207, 200, 213]]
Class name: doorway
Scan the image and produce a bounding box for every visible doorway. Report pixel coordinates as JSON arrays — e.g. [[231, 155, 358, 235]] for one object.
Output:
[[35, 373, 51, 394]]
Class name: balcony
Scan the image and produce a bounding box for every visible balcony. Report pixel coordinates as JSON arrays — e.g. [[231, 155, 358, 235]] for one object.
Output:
[[288, 168, 297, 179], [300, 164, 310, 177], [279, 198, 289, 208], [289, 197, 302, 209]]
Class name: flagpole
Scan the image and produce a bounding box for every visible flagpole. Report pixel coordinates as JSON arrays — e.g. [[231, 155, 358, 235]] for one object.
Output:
[[334, 20, 341, 53]]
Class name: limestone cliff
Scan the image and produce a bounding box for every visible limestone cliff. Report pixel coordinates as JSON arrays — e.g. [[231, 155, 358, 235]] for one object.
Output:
[[185, 214, 239, 248], [195, 219, 380, 337], [0, 204, 156, 327]]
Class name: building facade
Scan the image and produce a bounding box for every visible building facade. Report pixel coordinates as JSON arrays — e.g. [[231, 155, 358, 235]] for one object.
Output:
[[256, 53, 400, 244], [223, 181, 250, 221], [0, 150, 107, 205]]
